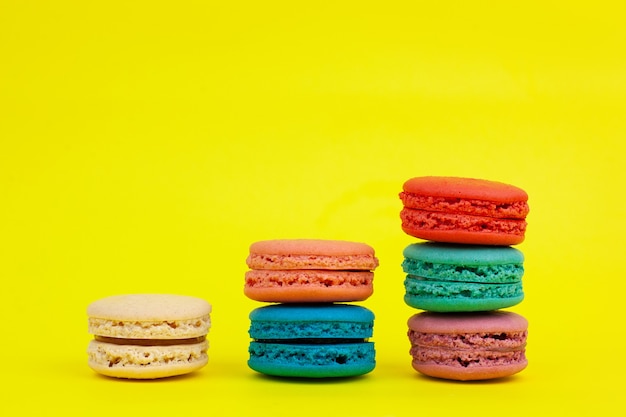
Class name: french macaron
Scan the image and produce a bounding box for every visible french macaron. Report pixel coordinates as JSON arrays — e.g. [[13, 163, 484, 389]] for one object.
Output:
[[399, 176, 529, 245], [407, 311, 528, 381], [244, 239, 379, 303], [402, 242, 524, 312], [248, 304, 376, 378], [87, 294, 212, 379]]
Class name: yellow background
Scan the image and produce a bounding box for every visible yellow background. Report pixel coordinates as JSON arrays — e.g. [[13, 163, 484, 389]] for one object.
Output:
[[2, 1, 625, 415]]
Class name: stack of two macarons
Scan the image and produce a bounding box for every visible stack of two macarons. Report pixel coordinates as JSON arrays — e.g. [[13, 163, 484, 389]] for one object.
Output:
[[398, 176, 530, 381], [244, 239, 379, 378]]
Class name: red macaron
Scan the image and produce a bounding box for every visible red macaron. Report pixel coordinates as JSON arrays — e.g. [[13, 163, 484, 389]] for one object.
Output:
[[399, 176, 529, 245]]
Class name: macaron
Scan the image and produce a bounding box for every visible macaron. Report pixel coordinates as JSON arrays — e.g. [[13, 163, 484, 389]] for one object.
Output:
[[248, 304, 376, 378], [407, 311, 528, 381], [87, 294, 212, 379], [399, 176, 529, 245], [245, 239, 379, 303], [402, 242, 524, 312]]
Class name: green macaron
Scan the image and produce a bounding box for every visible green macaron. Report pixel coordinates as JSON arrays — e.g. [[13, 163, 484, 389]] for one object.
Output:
[[402, 242, 524, 312]]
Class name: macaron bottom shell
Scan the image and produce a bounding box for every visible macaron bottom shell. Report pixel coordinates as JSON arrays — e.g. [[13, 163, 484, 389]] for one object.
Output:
[[404, 276, 524, 312], [248, 342, 375, 378], [244, 284, 374, 303], [404, 294, 524, 312], [400, 222, 525, 246], [87, 340, 209, 379], [411, 360, 528, 381]]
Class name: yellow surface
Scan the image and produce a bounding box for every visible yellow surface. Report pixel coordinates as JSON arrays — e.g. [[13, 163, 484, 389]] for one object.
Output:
[[1, 1, 624, 415]]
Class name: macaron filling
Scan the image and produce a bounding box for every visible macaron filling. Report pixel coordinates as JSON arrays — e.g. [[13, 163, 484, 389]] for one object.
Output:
[[94, 335, 206, 346], [253, 338, 367, 344]]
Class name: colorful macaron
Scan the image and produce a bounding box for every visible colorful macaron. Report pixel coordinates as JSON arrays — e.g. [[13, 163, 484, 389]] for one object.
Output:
[[87, 294, 212, 379], [245, 239, 379, 303], [407, 311, 528, 381], [402, 242, 524, 312], [248, 304, 376, 378], [399, 176, 529, 245]]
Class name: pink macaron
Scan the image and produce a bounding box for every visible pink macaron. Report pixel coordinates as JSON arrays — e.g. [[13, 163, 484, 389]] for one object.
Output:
[[407, 311, 528, 381]]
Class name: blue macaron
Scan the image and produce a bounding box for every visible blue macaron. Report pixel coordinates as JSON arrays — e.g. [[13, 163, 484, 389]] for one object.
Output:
[[248, 304, 375, 378], [402, 242, 524, 312]]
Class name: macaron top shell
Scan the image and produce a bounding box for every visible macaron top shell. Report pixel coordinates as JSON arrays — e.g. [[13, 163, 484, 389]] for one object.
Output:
[[87, 294, 212, 321], [249, 304, 375, 341], [402, 176, 528, 203], [403, 242, 524, 266], [247, 239, 378, 270], [88, 294, 212, 339], [400, 176, 529, 223], [249, 303, 375, 323], [249, 239, 376, 256], [408, 311, 528, 334]]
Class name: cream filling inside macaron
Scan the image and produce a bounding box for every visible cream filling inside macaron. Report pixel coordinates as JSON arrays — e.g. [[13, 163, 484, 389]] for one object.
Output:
[[94, 335, 206, 346]]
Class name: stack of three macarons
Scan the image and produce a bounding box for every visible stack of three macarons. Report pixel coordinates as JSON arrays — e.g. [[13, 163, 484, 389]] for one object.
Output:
[[398, 176, 530, 381], [243, 239, 379, 378]]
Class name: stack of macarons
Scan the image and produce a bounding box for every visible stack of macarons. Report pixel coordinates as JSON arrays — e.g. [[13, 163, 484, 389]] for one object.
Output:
[[398, 176, 530, 381], [244, 239, 379, 378]]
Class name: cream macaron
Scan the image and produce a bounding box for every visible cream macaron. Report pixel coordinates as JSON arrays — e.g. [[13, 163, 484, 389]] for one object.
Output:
[[87, 294, 212, 379]]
